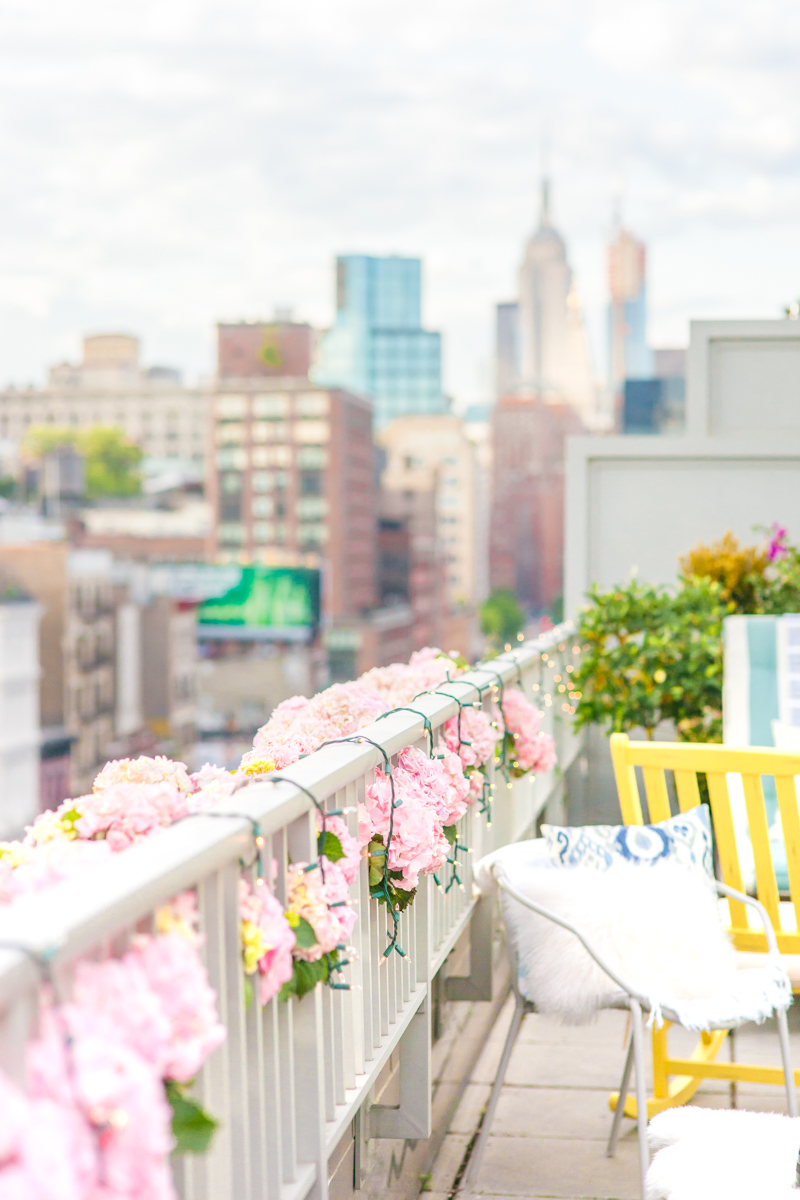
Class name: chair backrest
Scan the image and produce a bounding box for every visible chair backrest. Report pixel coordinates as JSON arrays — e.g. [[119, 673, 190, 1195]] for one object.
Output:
[[610, 733, 800, 954]]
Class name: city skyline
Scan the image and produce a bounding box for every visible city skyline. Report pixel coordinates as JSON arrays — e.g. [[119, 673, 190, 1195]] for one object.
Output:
[[1, 0, 800, 406]]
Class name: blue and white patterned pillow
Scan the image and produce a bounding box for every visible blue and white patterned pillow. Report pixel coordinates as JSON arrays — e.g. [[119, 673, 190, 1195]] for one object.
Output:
[[541, 806, 714, 879]]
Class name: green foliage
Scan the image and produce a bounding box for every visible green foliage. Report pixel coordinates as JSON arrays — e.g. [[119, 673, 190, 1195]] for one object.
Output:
[[317, 831, 345, 862], [367, 835, 416, 911], [572, 576, 728, 742], [165, 1081, 218, 1155], [480, 588, 525, 646], [80, 426, 143, 497], [442, 824, 458, 846], [22, 424, 143, 498], [0, 476, 15, 499], [279, 949, 344, 1000], [289, 915, 317, 950]]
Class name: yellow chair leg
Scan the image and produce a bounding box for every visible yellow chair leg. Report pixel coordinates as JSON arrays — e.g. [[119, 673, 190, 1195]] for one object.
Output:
[[609, 1028, 728, 1119]]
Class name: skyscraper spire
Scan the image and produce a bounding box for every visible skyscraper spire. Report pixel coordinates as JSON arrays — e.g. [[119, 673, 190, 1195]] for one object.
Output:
[[540, 177, 551, 229]]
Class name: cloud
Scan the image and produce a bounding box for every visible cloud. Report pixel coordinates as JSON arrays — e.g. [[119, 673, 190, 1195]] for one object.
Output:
[[0, 0, 798, 395]]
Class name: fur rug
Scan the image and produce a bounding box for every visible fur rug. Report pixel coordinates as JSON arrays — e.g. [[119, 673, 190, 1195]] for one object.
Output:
[[646, 1106, 800, 1199], [480, 846, 790, 1027]]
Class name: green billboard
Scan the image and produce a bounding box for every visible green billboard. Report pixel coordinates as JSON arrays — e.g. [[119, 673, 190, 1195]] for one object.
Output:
[[197, 566, 320, 640]]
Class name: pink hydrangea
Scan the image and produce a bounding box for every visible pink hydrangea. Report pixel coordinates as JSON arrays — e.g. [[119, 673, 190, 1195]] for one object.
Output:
[[72, 781, 189, 851], [242, 681, 386, 771], [27, 1014, 176, 1200], [286, 863, 341, 961], [319, 859, 358, 946], [397, 745, 470, 827], [0, 1072, 99, 1200], [317, 812, 361, 885], [189, 763, 240, 807], [443, 705, 498, 771], [239, 878, 296, 1004], [130, 932, 227, 1082], [0, 838, 112, 905], [93, 755, 193, 796], [500, 687, 557, 775], [359, 647, 463, 709], [364, 768, 449, 890]]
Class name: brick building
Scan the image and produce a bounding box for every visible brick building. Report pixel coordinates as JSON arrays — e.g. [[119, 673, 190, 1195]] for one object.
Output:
[[208, 380, 375, 622], [489, 395, 584, 614], [217, 321, 315, 381]]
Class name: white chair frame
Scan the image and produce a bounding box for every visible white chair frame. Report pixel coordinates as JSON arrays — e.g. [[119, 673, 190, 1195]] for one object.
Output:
[[463, 870, 796, 1198]]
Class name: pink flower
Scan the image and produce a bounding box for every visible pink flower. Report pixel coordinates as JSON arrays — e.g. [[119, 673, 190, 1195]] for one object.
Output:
[[286, 863, 341, 961], [93, 755, 193, 796], [443, 706, 498, 771], [364, 765, 450, 890], [243, 681, 386, 771], [317, 813, 361, 885], [0, 839, 112, 905], [72, 782, 187, 851], [500, 688, 557, 775], [768, 522, 789, 561], [27, 1011, 176, 1200], [239, 878, 296, 1005], [360, 647, 463, 709], [131, 933, 226, 1082]]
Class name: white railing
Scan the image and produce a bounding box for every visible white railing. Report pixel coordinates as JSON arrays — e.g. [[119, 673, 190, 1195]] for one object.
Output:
[[0, 625, 581, 1200]]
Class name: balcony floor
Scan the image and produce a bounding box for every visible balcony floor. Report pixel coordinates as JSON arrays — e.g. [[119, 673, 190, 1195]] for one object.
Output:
[[427, 995, 800, 1200]]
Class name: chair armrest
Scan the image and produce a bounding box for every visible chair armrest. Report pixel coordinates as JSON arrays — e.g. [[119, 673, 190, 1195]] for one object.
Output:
[[715, 879, 781, 956], [494, 867, 650, 1009]]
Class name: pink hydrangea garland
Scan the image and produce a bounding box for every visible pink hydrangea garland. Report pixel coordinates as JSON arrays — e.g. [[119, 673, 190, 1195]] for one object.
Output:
[[499, 687, 557, 777], [241, 680, 386, 772], [0, 901, 226, 1199], [442, 705, 499, 771], [359, 647, 464, 709], [239, 879, 296, 1004]]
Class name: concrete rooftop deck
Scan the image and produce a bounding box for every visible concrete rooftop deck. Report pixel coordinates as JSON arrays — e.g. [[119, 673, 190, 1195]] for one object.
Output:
[[425, 995, 800, 1200]]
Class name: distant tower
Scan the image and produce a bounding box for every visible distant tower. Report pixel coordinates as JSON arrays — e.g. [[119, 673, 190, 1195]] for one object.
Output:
[[608, 220, 653, 392], [517, 180, 596, 425]]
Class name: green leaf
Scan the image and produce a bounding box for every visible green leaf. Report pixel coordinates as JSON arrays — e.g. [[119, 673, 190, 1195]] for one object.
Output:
[[243, 975, 253, 1010], [166, 1081, 219, 1155], [280, 957, 329, 1000], [442, 824, 458, 846], [292, 916, 318, 950], [318, 831, 345, 862]]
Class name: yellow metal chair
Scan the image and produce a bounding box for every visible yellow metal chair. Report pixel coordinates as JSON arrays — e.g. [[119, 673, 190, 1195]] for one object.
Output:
[[609, 732, 800, 1119]]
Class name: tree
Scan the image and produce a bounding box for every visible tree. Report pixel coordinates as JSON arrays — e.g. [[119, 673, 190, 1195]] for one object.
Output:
[[571, 576, 728, 742], [22, 424, 143, 499], [480, 588, 525, 647], [80, 426, 142, 498]]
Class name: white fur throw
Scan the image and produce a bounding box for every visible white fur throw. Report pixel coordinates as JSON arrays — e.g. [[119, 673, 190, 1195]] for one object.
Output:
[[476, 842, 791, 1027], [646, 1106, 800, 1199]]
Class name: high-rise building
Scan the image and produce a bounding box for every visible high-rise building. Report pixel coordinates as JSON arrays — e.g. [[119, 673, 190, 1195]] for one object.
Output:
[[517, 181, 597, 426], [311, 255, 447, 429], [608, 223, 653, 393], [490, 394, 584, 614], [208, 379, 375, 622], [495, 301, 520, 397]]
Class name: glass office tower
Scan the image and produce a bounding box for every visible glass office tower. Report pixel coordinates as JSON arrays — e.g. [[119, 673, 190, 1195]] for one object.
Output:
[[311, 255, 447, 429]]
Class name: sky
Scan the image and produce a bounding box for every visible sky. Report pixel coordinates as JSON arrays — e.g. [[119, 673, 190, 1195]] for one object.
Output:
[[1, 0, 800, 404]]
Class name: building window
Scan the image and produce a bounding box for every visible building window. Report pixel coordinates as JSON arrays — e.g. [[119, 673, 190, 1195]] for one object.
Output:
[[253, 496, 274, 518], [295, 392, 329, 417], [218, 522, 244, 545], [252, 445, 291, 468], [298, 522, 328, 546], [216, 448, 247, 470], [293, 420, 328, 444], [297, 496, 327, 520], [217, 395, 247, 419], [254, 521, 275, 543], [252, 470, 275, 493], [300, 471, 322, 496], [217, 423, 244, 445], [253, 394, 289, 418], [252, 420, 288, 442], [296, 445, 327, 469]]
